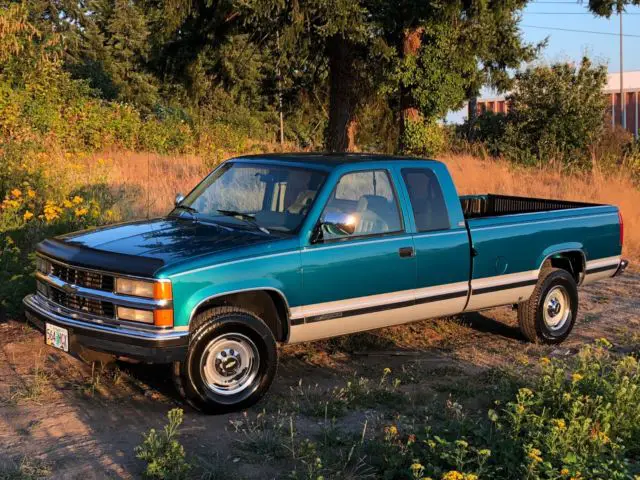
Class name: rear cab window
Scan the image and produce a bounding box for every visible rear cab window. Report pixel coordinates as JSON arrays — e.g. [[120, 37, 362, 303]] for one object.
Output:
[[401, 168, 450, 232]]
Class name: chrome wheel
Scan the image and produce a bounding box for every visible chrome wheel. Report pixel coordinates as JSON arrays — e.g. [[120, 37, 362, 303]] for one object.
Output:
[[200, 333, 260, 396], [543, 286, 571, 331]]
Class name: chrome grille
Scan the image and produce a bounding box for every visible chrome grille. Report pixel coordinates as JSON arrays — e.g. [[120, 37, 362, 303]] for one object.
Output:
[[50, 261, 115, 291], [38, 282, 115, 318]]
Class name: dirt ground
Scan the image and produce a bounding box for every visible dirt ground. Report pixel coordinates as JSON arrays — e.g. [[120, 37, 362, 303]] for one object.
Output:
[[1, 271, 638, 479]]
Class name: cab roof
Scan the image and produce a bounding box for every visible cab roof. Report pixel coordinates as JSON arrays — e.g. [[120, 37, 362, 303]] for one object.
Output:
[[231, 152, 441, 170]]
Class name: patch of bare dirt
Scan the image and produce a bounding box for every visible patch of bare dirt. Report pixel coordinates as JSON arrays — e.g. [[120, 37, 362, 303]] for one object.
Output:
[[0, 273, 638, 479]]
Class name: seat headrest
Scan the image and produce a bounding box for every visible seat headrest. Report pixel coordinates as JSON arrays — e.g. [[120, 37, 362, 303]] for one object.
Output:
[[356, 195, 391, 212]]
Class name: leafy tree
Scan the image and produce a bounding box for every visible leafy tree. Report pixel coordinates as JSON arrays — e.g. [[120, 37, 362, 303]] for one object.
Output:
[[585, 0, 640, 16], [239, 0, 537, 152], [501, 57, 608, 168], [382, 1, 538, 153]]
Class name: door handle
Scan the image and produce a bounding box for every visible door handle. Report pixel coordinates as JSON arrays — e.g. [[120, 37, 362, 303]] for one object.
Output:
[[398, 246, 415, 258]]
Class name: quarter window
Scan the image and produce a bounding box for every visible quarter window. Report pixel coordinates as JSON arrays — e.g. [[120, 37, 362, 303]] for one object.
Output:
[[320, 170, 402, 241], [402, 168, 450, 232]]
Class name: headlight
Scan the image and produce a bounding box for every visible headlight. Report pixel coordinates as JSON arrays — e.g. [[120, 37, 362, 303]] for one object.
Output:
[[115, 278, 155, 298], [117, 307, 154, 324], [115, 278, 173, 300], [36, 257, 51, 275]]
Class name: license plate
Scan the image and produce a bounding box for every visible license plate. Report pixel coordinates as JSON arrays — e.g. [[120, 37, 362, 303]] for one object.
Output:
[[45, 323, 69, 352]]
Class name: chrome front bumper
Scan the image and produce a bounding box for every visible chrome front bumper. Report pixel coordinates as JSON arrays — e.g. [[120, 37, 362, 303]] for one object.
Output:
[[24, 294, 188, 363]]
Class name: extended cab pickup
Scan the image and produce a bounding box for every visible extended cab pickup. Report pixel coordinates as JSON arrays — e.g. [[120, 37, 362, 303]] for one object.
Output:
[[24, 154, 628, 412]]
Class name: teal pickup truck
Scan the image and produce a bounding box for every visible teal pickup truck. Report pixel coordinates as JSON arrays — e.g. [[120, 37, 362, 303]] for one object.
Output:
[[24, 153, 628, 412]]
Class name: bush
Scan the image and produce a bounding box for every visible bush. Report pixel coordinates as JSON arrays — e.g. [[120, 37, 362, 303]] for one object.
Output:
[[135, 408, 191, 480], [370, 341, 640, 479], [401, 119, 447, 157], [500, 58, 608, 169]]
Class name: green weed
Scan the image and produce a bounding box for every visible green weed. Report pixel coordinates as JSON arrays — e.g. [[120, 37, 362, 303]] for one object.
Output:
[[135, 408, 191, 479]]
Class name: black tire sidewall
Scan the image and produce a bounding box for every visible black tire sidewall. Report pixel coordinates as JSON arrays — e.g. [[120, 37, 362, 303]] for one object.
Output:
[[183, 312, 277, 413], [535, 270, 578, 343]]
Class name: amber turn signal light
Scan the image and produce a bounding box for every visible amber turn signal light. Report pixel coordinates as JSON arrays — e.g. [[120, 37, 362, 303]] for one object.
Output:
[[153, 281, 173, 301], [153, 309, 174, 327]]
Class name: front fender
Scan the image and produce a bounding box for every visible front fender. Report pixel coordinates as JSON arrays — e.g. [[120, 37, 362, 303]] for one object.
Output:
[[167, 250, 302, 328]]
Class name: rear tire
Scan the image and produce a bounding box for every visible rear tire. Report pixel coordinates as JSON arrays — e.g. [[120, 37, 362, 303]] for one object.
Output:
[[173, 307, 278, 414], [518, 268, 578, 344]]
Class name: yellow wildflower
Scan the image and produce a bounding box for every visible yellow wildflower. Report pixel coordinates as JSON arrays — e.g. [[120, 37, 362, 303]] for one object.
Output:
[[454, 440, 468, 449], [410, 463, 425, 475], [516, 404, 525, 414], [383, 367, 391, 375], [572, 373, 584, 383], [540, 357, 551, 365], [10, 188, 21, 198], [563, 393, 572, 401], [27, 188, 36, 198], [478, 449, 491, 457], [74, 207, 88, 217], [464, 475, 478, 480], [43, 201, 62, 222], [63, 199, 74, 208], [527, 448, 543, 463], [552, 419, 566, 430], [72, 195, 83, 204], [441, 471, 464, 480], [519, 387, 534, 397], [560, 468, 570, 476], [23, 211, 34, 221]]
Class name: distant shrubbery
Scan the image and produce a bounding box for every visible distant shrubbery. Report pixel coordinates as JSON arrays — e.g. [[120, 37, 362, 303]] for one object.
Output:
[[463, 58, 640, 179], [0, 4, 279, 318]]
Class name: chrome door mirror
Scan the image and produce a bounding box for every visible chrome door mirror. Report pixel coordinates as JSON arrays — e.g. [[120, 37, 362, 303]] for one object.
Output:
[[174, 193, 185, 206], [321, 211, 358, 236]]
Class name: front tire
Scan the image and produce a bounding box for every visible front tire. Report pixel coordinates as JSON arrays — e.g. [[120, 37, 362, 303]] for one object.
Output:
[[518, 268, 578, 344], [173, 307, 278, 413]]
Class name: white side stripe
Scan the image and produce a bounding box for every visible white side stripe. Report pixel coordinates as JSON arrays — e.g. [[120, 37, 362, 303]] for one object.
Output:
[[470, 270, 539, 290], [585, 256, 621, 269], [290, 281, 469, 320]]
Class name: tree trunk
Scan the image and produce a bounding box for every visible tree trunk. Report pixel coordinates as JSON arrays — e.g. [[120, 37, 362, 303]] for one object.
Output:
[[399, 27, 424, 150], [467, 96, 478, 140], [326, 36, 358, 152]]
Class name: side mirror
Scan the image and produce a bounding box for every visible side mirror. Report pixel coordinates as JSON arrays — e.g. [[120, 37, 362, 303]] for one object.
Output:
[[175, 193, 185, 206], [321, 212, 358, 236]]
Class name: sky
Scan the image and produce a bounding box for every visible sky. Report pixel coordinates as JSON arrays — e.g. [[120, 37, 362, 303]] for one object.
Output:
[[446, 0, 640, 123]]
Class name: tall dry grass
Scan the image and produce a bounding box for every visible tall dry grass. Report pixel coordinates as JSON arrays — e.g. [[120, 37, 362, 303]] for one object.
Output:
[[79, 151, 639, 261]]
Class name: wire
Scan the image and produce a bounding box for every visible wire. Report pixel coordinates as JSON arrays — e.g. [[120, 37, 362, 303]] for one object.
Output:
[[521, 24, 640, 37], [527, 11, 640, 14]]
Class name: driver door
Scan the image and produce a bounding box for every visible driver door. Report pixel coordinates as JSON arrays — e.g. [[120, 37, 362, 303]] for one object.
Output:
[[291, 169, 417, 343]]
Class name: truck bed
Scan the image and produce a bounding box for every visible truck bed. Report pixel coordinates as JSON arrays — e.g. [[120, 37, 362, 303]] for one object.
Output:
[[460, 194, 599, 219]]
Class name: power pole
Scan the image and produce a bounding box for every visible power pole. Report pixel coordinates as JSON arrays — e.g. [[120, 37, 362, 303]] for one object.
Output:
[[620, 9, 626, 130], [276, 31, 285, 146]]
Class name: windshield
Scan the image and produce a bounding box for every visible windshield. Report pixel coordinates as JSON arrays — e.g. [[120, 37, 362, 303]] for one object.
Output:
[[174, 162, 327, 233]]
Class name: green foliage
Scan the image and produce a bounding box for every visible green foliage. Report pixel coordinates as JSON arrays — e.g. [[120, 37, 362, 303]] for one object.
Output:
[[369, 342, 640, 479], [135, 408, 191, 480], [464, 111, 507, 157], [400, 120, 447, 157], [501, 58, 608, 168], [587, 0, 640, 17]]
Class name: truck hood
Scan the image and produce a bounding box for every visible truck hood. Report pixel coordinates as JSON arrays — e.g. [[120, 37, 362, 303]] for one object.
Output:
[[36, 217, 276, 277]]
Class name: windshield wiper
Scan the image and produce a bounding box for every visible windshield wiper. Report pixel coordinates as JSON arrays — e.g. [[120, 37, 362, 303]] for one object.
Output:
[[172, 204, 198, 222], [216, 209, 270, 234], [174, 204, 198, 214]]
